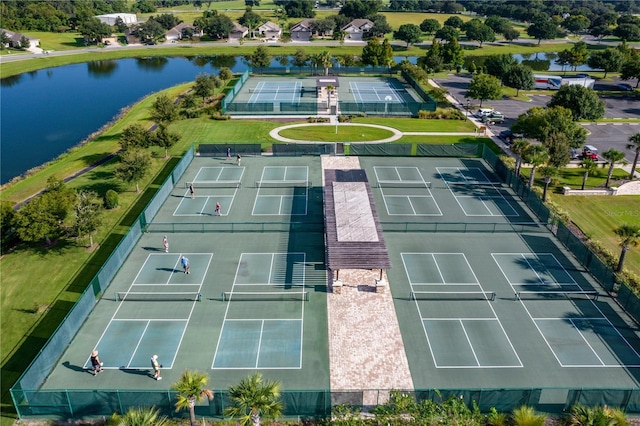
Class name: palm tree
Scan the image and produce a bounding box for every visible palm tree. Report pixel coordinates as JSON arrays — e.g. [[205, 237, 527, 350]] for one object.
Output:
[[614, 224, 640, 272], [602, 148, 626, 188], [112, 406, 170, 426], [224, 372, 283, 426], [511, 139, 530, 178], [579, 158, 597, 190], [537, 165, 558, 201], [512, 405, 546, 426], [627, 132, 640, 180], [172, 369, 214, 426], [523, 145, 549, 188], [317, 50, 333, 76]]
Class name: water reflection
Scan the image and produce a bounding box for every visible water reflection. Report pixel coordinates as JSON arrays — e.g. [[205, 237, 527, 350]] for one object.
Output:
[[87, 60, 119, 77], [135, 56, 169, 71], [1, 74, 22, 87]]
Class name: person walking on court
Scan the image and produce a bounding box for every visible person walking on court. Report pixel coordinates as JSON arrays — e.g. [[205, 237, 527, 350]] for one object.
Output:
[[189, 183, 194, 199], [226, 147, 231, 161], [181, 256, 190, 274], [90, 350, 103, 376], [236, 153, 241, 166], [163, 235, 169, 253], [151, 354, 161, 380], [215, 202, 221, 216]]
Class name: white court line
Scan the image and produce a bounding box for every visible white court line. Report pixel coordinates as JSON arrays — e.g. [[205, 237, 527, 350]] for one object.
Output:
[[255, 320, 265, 369], [460, 320, 480, 366], [127, 320, 150, 368]]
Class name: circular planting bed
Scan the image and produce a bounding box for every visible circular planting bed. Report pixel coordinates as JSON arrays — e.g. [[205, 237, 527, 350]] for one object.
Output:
[[277, 125, 396, 142]]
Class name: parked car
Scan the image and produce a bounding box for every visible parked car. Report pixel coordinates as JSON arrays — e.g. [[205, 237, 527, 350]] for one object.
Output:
[[481, 112, 505, 124], [498, 129, 523, 144], [575, 73, 591, 78], [582, 145, 599, 159], [475, 108, 494, 118], [617, 83, 634, 91]]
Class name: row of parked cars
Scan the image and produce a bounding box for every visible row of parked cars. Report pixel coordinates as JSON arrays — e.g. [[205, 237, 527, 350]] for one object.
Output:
[[476, 108, 505, 124]]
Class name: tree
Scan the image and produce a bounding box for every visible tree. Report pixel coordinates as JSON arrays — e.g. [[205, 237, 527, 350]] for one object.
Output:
[[248, 46, 271, 72], [512, 106, 587, 149], [620, 54, 640, 88], [219, 67, 233, 81], [370, 14, 393, 38], [281, 0, 315, 18], [463, 19, 495, 46], [193, 73, 214, 101], [112, 406, 170, 426], [567, 41, 589, 70], [114, 16, 128, 33], [173, 369, 214, 426], [613, 23, 640, 42], [0, 201, 15, 247], [466, 73, 502, 107], [0, 31, 11, 47], [562, 14, 590, 35], [151, 94, 178, 125], [484, 54, 517, 81], [79, 18, 113, 44], [420, 18, 441, 35], [614, 225, 640, 272], [152, 125, 180, 158], [526, 17, 558, 45], [502, 64, 534, 96], [523, 144, 550, 188], [590, 25, 611, 42], [544, 131, 571, 168], [339, 0, 381, 19], [511, 139, 531, 178], [154, 13, 182, 30], [134, 19, 165, 42], [316, 50, 333, 75], [502, 27, 520, 43], [115, 148, 151, 193], [601, 148, 626, 188], [119, 124, 151, 150], [441, 37, 464, 71], [292, 48, 309, 71], [547, 85, 604, 121], [627, 132, 640, 180], [224, 373, 283, 426], [579, 158, 597, 190], [443, 16, 463, 29], [419, 39, 444, 73], [19, 35, 30, 49], [435, 25, 459, 42], [484, 16, 510, 34], [72, 191, 102, 248], [239, 8, 263, 37], [197, 13, 234, 39], [538, 165, 558, 201], [587, 48, 625, 78], [361, 37, 383, 66], [394, 24, 422, 47]]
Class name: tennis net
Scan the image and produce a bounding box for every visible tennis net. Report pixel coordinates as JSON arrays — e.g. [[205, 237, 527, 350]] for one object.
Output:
[[186, 181, 241, 189], [115, 292, 202, 302], [515, 290, 599, 301], [410, 291, 496, 301], [377, 180, 432, 189], [349, 88, 403, 94], [249, 87, 300, 93], [255, 180, 311, 188], [221, 291, 309, 301]]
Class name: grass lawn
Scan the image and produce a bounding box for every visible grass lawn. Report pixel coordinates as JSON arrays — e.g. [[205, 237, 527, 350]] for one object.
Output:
[[353, 117, 476, 132], [551, 195, 640, 277], [280, 125, 395, 142]]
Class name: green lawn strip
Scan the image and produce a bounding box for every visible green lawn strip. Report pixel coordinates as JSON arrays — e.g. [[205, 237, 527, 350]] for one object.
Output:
[[550, 196, 640, 277], [170, 117, 283, 146], [1, 83, 192, 204], [352, 117, 475, 132], [396, 135, 488, 145], [280, 125, 394, 142]]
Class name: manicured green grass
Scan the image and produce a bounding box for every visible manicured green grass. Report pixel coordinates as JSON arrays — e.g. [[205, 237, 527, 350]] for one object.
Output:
[[397, 135, 485, 144], [381, 12, 474, 28], [280, 125, 395, 141], [552, 196, 640, 277], [170, 117, 283, 146], [353, 117, 476, 132]]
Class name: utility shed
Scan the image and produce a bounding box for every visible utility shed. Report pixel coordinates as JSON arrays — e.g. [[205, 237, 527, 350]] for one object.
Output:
[[323, 169, 391, 275]]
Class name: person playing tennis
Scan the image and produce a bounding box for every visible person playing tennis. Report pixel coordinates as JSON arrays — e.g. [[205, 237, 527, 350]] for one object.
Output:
[[90, 350, 103, 376], [215, 202, 221, 216], [181, 256, 190, 274], [151, 354, 161, 380]]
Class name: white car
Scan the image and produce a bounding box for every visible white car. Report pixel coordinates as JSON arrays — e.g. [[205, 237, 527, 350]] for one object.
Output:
[[475, 108, 494, 118]]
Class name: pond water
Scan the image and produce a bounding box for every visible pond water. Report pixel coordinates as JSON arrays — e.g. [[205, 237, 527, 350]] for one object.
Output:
[[0, 52, 594, 184]]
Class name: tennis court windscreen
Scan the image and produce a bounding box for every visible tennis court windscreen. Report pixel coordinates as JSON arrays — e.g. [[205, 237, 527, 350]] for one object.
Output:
[[221, 291, 309, 301], [115, 292, 202, 302], [410, 291, 496, 301], [515, 291, 599, 301], [377, 181, 432, 189], [186, 181, 241, 188]]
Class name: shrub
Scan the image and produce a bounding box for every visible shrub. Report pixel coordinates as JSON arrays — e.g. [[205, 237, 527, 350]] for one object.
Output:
[[418, 108, 465, 120], [511, 405, 546, 426], [210, 112, 231, 120], [104, 189, 118, 209]]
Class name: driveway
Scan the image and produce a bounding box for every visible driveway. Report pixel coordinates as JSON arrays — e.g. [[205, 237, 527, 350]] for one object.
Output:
[[433, 74, 640, 162]]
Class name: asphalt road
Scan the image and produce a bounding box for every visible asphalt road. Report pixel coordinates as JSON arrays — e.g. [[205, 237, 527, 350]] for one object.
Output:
[[434, 74, 640, 163]]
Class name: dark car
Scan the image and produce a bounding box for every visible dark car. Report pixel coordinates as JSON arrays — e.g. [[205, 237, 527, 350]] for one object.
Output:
[[617, 83, 634, 91], [498, 129, 523, 144]]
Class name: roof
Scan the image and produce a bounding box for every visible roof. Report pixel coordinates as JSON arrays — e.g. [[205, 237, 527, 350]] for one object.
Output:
[[231, 22, 249, 33], [341, 19, 373, 31], [323, 169, 391, 271], [290, 19, 316, 32], [0, 28, 39, 44], [258, 21, 281, 32]]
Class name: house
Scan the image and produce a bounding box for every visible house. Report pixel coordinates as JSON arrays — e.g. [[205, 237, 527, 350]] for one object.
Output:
[[229, 22, 249, 41], [256, 21, 281, 40], [124, 27, 141, 45], [0, 29, 40, 51], [290, 19, 315, 42], [165, 23, 202, 42], [290, 18, 333, 41], [340, 18, 373, 41], [95, 13, 137, 26]]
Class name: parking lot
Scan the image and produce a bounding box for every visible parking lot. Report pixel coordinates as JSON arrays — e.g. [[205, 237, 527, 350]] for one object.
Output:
[[435, 75, 640, 162]]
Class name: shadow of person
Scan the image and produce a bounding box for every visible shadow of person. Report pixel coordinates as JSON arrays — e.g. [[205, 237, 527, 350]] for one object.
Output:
[[119, 368, 154, 378], [142, 246, 164, 252], [62, 361, 89, 373]]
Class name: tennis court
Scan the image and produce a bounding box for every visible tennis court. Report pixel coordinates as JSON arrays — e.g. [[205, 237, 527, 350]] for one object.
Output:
[[348, 81, 404, 103], [25, 155, 640, 415]]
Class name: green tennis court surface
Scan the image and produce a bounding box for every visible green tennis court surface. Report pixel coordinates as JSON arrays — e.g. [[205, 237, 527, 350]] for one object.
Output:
[[40, 156, 640, 398]]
